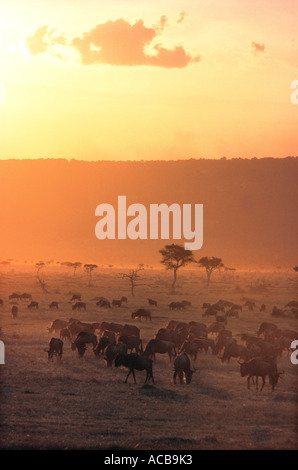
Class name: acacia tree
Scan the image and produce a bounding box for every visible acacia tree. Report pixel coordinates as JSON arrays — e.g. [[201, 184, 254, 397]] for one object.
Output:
[[159, 244, 194, 292], [118, 268, 144, 297], [196, 256, 224, 286], [84, 264, 98, 286]]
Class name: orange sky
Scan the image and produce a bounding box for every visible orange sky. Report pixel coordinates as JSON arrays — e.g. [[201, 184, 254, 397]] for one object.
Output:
[[0, 0, 297, 160]]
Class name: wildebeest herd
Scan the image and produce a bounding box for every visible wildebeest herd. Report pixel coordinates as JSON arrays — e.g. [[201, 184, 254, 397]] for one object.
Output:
[[26, 295, 296, 391]]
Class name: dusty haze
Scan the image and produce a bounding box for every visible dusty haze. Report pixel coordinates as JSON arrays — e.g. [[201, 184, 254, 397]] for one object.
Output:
[[0, 157, 297, 269]]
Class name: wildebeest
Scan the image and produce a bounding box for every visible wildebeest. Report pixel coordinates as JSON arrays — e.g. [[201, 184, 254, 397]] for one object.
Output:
[[120, 324, 140, 338], [285, 300, 298, 309], [179, 340, 200, 361], [104, 343, 127, 367], [257, 322, 277, 337], [48, 319, 69, 334], [28, 301, 39, 310], [98, 321, 123, 335], [9, 293, 21, 300], [121, 296, 128, 303], [148, 298, 157, 306], [271, 306, 286, 318], [11, 305, 18, 318], [168, 302, 185, 310], [73, 331, 97, 348], [221, 343, 249, 363], [260, 304, 266, 312], [173, 353, 195, 384], [0, 299, 3, 307], [49, 301, 59, 310], [243, 300, 256, 311], [45, 338, 63, 360], [118, 334, 143, 354], [115, 353, 154, 384], [94, 335, 116, 356], [239, 357, 281, 391], [20, 293, 32, 301], [72, 301, 86, 311], [70, 294, 81, 302], [226, 309, 239, 318], [181, 300, 192, 308], [131, 308, 152, 321], [71, 337, 87, 357], [112, 299, 122, 307], [96, 299, 111, 308], [143, 339, 176, 363], [60, 328, 71, 341], [193, 338, 216, 354], [67, 321, 95, 339], [206, 322, 225, 335]]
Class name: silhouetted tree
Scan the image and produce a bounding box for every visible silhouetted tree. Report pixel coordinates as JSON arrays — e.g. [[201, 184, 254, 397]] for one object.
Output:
[[159, 244, 194, 292], [118, 268, 144, 297], [84, 264, 98, 286], [196, 256, 224, 286]]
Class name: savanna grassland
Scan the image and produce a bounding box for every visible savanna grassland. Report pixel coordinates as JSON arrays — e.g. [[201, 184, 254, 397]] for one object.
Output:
[[0, 266, 297, 450]]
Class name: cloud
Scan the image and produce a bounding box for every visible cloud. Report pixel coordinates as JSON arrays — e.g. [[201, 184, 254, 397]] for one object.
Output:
[[25, 25, 66, 56], [177, 11, 188, 24], [251, 41, 265, 53], [25, 16, 199, 68]]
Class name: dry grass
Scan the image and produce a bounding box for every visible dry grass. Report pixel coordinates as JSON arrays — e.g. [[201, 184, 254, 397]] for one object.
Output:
[[0, 267, 297, 449]]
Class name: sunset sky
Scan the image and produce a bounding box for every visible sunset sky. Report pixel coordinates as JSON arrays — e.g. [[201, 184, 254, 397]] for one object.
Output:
[[0, 0, 297, 161]]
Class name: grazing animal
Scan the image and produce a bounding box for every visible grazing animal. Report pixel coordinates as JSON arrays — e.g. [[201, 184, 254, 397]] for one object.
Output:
[[115, 353, 154, 384], [143, 339, 176, 363], [226, 309, 239, 318], [94, 336, 116, 356], [74, 331, 97, 348], [179, 340, 200, 361], [221, 343, 249, 363], [260, 304, 266, 312], [96, 299, 111, 308], [70, 294, 81, 302], [258, 322, 277, 337], [112, 299, 122, 307], [121, 296, 128, 303], [131, 308, 152, 321], [11, 305, 18, 318], [148, 298, 157, 306], [118, 334, 143, 354], [173, 353, 195, 384], [193, 338, 216, 354], [98, 321, 123, 335], [45, 338, 63, 360], [67, 321, 95, 339], [71, 337, 87, 357], [60, 328, 71, 341], [285, 301, 298, 309], [48, 319, 69, 334], [207, 322, 225, 335], [49, 301, 59, 310], [27, 301, 39, 310], [120, 324, 140, 338], [168, 301, 185, 311], [239, 357, 281, 391], [72, 301, 86, 311], [20, 293, 32, 300], [9, 293, 21, 300], [104, 343, 127, 367]]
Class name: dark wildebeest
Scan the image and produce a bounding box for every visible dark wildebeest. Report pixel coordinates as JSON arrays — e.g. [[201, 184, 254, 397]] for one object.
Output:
[[20, 293, 32, 301], [11, 305, 18, 318], [60, 328, 71, 341], [72, 337, 87, 357], [193, 338, 216, 354], [221, 343, 249, 363], [131, 309, 151, 321], [96, 299, 111, 308], [168, 302, 185, 311], [73, 331, 97, 348], [28, 301, 39, 310], [121, 296, 128, 304], [173, 353, 195, 384], [112, 299, 122, 307], [181, 300, 192, 308], [179, 340, 200, 361], [115, 353, 154, 384], [271, 306, 286, 318], [94, 336, 116, 356], [104, 343, 127, 367], [260, 304, 266, 312], [70, 294, 81, 302], [226, 309, 239, 319], [143, 339, 176, 363], [239, 357, 282, 391], [148, 298, 157, 306], [45, 338, 63, 360], [9, 293, 21, 300], [285, 300, 298, 309], [98, 321, 123, 335], [118, 334, 143, 354], [48, 319, 69, 334], [257, 322, 277, 337], [72, 301, 86, 311], [49, 302, 59, 310], [120, 324, 140, 338], [207, 322, 225, 335], [244, 300, 255, 311]]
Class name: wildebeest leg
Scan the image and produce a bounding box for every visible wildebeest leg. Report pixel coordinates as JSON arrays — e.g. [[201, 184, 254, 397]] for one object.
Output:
[[179, 372, 184, 384], [247, 376, 251, 389], [125, 369, 132, 383], [260, 376, 266, 391], [173, 370, 177, 384]]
